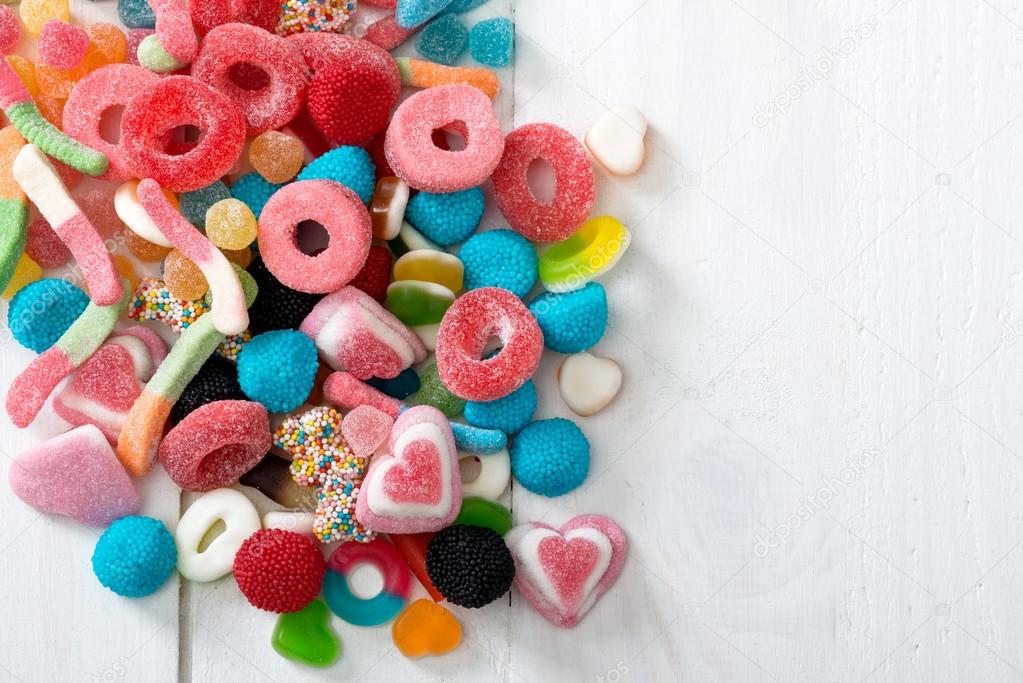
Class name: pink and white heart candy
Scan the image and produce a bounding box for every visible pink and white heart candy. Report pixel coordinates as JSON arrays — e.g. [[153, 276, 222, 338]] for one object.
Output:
[[507, 514, 627, 628], [355, 405, 462, 533]]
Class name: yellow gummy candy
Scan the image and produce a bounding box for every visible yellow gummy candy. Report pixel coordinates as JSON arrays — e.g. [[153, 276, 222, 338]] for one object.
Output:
[[20, 0, 69, 35], [205, 198, 257, 250], [3, 253, 41, 298], [393, 249, 464, 292]]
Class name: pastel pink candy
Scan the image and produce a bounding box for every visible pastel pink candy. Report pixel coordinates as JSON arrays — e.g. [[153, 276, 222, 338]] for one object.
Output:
[[8, 424, 140, 526], [323, 371, 401, 418], [300, 286, 426, 380], [356, 405, 460, 534], [149, 0, 199, 64], [506, 515, 627, 628], [54, 327, 168, 445], [341, 405, 394, 459], [39, 20, 89, 70]]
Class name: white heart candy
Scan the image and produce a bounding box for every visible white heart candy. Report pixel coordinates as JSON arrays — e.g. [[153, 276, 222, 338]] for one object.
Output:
[[558, 352, 623, 416], [584, 106, 647, 176]]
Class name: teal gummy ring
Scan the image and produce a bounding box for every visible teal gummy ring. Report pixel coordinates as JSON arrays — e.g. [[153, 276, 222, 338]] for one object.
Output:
[[322, 539, 411, 627]]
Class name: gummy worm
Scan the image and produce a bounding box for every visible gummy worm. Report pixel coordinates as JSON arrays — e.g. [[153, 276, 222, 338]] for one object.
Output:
[[137, 178, 249, 336], [0, 59, 108, 177], [395, 58, 499, 99], [13, 145, 124, 306], [117, 267, 257, 477], [0, 127, 27, 295], [6, 278, 131, 428]]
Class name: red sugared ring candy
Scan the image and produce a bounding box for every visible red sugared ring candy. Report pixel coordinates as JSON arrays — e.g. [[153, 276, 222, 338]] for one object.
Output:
[[384, 84, 504, 193], [435, 287, 544, 402], [191, 22, 308, 135], [491, 122, 597, 243], [121, 75, 246, 192], [257, 179, 372, 294], [233, 528, 326, 613]]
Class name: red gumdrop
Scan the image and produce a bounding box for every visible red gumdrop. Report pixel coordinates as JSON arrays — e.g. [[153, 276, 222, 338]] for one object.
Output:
[[26, 216, 71, 268], [0, 6, 21, 55], [120, 75, 246, 192], [233, 529, 325, 613], [288, 107, 332, 159], [38, 20, 89, 70], [349, 245, 393, 304], [188, 0, 232, 36], [307, 58, 400, 146]]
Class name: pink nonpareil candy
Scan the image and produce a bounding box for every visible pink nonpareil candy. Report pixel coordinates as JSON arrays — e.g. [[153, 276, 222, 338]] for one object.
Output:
[[341, 405, 394, 459], [38, 20, 89, 70], [8, 424, 140, 527]]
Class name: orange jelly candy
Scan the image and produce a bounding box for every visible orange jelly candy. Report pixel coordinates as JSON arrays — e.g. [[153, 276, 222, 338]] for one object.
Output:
[[125, 229, 172, 262], [391, 599, 462, 658]]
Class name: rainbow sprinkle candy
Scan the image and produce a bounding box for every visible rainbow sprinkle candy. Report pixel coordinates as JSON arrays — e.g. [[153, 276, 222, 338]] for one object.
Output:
[[276, 0, 358, 36]]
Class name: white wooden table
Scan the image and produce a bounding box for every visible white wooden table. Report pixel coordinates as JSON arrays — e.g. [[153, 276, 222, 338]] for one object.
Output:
[[7, 0, 1023, 681]]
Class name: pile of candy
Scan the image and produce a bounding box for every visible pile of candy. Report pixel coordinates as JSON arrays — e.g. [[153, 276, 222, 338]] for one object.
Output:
[[2, 0, 650, 667]]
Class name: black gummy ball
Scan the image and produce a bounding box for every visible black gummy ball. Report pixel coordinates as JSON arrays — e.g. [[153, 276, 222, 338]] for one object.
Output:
[[426, 525, 515, 608], [170, 355, 246, 424], [246, 257, 322, 334]]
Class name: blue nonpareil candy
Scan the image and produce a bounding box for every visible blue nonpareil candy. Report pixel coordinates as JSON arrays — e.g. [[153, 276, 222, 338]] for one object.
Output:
[[297, 146, 376, 205], [232, 173, 284, 219], [528, 282, 608, 354], [458, 228, 537, 297], [405, 186, 485, 246]]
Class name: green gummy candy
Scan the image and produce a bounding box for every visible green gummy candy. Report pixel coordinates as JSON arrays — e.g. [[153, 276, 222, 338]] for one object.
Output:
[[385, 280, 453, 326], [0, 198, 27, 294], [409, 362, 464, 417], [455, 497, 512, 535], [271, 599, 340, 668], [56, 278, 131, 366], [6, 101, 108, 177], [137, 34, 186, 74]]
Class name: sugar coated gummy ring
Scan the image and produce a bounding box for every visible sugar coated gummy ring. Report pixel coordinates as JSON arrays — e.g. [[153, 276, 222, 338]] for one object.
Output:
[[435, 287, 544, 402], [191, 23, 308, 135], [384, 84, 504, 193], [491, 122, 596, 243], [257, 179, 372, 294], [322, 538, 410, 627], [120, 75, 246, 192]]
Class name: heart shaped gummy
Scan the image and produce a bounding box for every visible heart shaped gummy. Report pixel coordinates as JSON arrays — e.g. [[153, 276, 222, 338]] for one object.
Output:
[[391, 599, 462, 658]]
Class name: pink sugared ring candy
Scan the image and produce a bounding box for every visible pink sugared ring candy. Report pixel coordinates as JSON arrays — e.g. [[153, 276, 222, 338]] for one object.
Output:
[[256, 179, 372, 294], [435, 287, 544, 402], [191, 22, 308, 136], [121, 75, 246, 192], [491, 122, 596, 243], [384, 83, 504, 193]]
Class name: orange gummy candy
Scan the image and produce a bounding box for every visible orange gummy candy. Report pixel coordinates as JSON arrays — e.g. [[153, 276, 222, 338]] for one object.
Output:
[[221, 246, 253, 269], [34, 94, 63, 128], [163, 249, 209, 301], [8, 56, 38, 96], [391, 599, 462, 658], [248, 131, 304, 184], [125, 229, 172, 262], [112, 254, 139, 292], [0, 126, 26, 202]]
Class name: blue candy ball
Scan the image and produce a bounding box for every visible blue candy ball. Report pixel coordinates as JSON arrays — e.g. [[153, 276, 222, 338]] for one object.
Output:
[[8, 279, 89, 352], [367, 367, 421, 400], [459, 229, 537, 297], [232, 173, 284, 219], [118, 0, 155, 29], [417, 13, 469, 66], [528, 282, 608, 354], [405, 187, 485, 246], [510, 418, 589, 496], [92, 516, 177, 597], [181, 181, 231, 227], [464, 380, 536, 434], [297, 146, 376, 204], [469, 17, 513, 68], [237, 330, 319, 412], [451, 421, 507, 453]]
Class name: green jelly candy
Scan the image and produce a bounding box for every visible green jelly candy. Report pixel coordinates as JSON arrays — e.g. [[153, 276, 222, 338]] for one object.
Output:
[[455, 497, 512, 535], [385, 280, 454, 326], [409, 362, 464, 417], [271, 599, 340, 668], [137, 34, 186, 73]]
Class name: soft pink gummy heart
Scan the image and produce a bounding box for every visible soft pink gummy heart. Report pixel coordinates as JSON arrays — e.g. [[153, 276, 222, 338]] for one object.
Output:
[[382, 439, 443, 505], [537, 536, 603, 606], [341, 405, 393, 459]]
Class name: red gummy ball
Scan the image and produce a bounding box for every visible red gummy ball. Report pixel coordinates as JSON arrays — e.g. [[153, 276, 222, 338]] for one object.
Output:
[[349, 244, 393, 304], [233, 529, 326, 613], [307, 57, 400, 147]]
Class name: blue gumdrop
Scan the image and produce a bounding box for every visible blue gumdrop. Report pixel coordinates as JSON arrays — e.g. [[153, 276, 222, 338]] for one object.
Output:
[[510, 418, 589, 497], [297, 146, 376, 205], [8, 279, 89, 353], [118, 0, 156, 29], [92, 516, 177, 597], [181, 181, 231, 227], [458, 229, 537, 297], [464, 379, 536, 434], [237, 330, 319, 413], [232, 173, 284, 219], [416, 14, 469, 66], [405, 186, 485, 246], [528, 282, 608, 354], [396, 0, 454, 28], [469, 17, 513, 68]]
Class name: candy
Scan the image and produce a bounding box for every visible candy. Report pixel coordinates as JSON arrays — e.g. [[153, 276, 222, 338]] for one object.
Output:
[[510, 418, 589, 497], [394, 250, 463, 292], [538, 215, 630, 292], [528, 282, 607, 353], [491, 123, 596, 243], [395, 57, 499, 98], [322, 539, 410, 626], [115, 179, 176, 247], [163, 249, 209, 300], [558, 352, 622, 417], [392, 599, 462, 658], [306, 45, 400, 146], [404, 186, 484, 246], [464, 379, 536, 434], [367, 367, 420, 400], [205, 198, 257, 250], [263, 511, 316, 536], [13, 146, 122, 304], [446, 0, 487, 10], [458, 448, 509, 500], [370, 176, 409, 240], [386, 280, 454, 327], [363, 0, 397, 6], [54, 329, 167, 444], [349, 244, 392, 304], [451, 421, 506, 453], [6, 279, 129, 428], [257, 180, 371, 293], [148, 0, 199, 67], [248, 131, 304, 184], [389, 532, 443, 601], [277, 0, 356, 36], [120, 75, 246, 192], [272, 600, 341, 668], [585, 106, 647, 176], [176, 488, 261, 582], [296, 145, 376, 204], [240, 454, 317, 509], [234, 529, 326, 613], [170, 354, 245, 423], [389, 221, 440, 259], [341, 405, 394, 459], [35, 23, 129, 100], [458, 229, 536, 297], [425, 524, 514, 607], [8, 278, 88, 352], [356, 405, 461, 533], [408, 361, 464, 417], [128, 276, 207, 331], [231, 172, 283, 218], [2, 253, 40, 298], [245, 256, 322, 334], [300, 286, 427, 379], [138, 178, 249, 335], [93, 516, 177, 598], [181, 180, 230, 227], [222, 246, 252, 269], [323, 371, 402, 418], [384, 84, 503, 193], [8, 424, 139, 526], [396, 0, 452, 29], [38, 20, 88, 70], [435, 287, 543, 402], [76, 187, 127, 239], [159, 400, 272, 491], [137, 33, 183, 71], [506, 515, 627, 628], [416, 13, 467, 66], [233, 0, 281, 32], [365, 15, 416, 51], [237, 330, 318, 412], [186, 0, 230, 36], [455, 496, 512, 535], [19, 0, 69, 35], [119, 0, 156, 29], [126, 28, 154, 65], [468, 17, 512, 68], [0, 6, 19, 55]]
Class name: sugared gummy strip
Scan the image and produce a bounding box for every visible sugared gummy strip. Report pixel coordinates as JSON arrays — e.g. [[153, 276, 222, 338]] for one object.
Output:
[[395, 57, 499, 98]]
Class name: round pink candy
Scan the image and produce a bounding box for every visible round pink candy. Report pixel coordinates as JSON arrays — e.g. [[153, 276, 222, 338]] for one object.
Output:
[[64, 64, 161, 182], [491, 122, 596, 243], [257, 179, 372, 294], [39, 20, 90, 70], [384, 84, 504, 193], [435, 287, 544, 402], [0, 6, 20, 55]]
